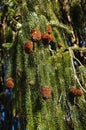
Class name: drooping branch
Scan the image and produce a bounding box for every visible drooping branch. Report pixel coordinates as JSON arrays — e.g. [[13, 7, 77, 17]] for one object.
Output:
[[73, 56, 83, 67], [50, 20, 73, 34], [69, 47, 86, 93], [71, 46, 86, 52]]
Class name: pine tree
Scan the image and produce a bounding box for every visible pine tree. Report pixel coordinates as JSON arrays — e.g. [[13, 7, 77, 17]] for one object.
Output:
[[0, 0, 86, 130]]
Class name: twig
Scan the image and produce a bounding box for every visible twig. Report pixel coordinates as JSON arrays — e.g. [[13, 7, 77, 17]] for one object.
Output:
[[58, 92, 62, 103], [69, 48, 86, 93], [50, 20, 73, 34], [71, 46, 86, 52], [73, 56, 83, 66]]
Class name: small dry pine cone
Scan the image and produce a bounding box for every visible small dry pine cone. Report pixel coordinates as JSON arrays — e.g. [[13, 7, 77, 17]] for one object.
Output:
[[58, 42, 63, 48], [41, 33, 54, 44], [75, 89, 83, 96], [41, 86, 51, 100], [24, 42, 33, 54], [31, 29, 41, 42], [69, 86, 83, 96], [5, 77, 14, 89], [46, 25, 52, 34]]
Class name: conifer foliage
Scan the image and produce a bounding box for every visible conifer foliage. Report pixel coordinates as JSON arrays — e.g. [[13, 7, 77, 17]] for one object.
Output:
[[0, 0, 86, 130]]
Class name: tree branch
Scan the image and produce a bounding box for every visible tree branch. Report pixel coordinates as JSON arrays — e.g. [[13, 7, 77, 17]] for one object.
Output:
[[69, 48, 86, 93]]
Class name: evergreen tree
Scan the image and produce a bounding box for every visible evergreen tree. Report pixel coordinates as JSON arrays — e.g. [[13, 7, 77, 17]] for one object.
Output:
[[0, 0, 86, 130]]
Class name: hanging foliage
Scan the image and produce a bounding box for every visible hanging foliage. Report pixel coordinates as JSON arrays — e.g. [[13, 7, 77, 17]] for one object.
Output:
[[0, 1, 86, 130]]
